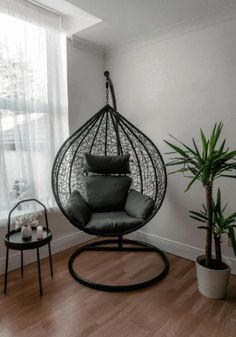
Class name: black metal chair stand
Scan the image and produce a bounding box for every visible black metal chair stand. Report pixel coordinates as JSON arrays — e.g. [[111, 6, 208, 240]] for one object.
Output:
[[4, 199, 53, 296], [69, 236, 169, 292], [52, 71, 169, 291]]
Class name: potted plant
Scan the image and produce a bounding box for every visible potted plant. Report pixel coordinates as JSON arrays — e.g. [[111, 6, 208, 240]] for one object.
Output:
[[164, 122, 236, 298], [190, 188, 236, 298]]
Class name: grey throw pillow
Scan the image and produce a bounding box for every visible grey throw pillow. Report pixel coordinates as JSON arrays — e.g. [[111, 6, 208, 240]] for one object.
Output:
[[84, 175, 132, 212], [84, 153, 130, 174], [67, 190, 91, 227], [125, 189, 154, 220]]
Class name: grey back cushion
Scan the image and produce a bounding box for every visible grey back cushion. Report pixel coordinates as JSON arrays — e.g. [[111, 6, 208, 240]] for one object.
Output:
[[84, 175, 132, 212], [67, 190, 91, 227], [125, 189, 154, 220], [84, 153, 130, 174]]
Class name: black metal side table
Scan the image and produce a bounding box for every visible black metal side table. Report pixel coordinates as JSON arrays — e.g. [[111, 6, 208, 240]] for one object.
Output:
[[4, 199, 53, 296]]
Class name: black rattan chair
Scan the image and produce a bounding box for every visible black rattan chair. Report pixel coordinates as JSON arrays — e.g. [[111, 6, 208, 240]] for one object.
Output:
[[51, 71, 169, 291]]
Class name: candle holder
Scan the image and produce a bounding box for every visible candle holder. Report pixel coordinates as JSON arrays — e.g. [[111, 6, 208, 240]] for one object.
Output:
[[37, 225, 43, 240]]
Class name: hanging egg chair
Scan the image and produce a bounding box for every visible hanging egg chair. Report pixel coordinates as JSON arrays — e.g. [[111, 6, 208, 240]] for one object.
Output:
[[52, 71, 169, 291]]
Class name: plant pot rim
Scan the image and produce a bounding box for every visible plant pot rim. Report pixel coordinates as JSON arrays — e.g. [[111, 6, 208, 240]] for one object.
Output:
[[196, 255, 231, 272]]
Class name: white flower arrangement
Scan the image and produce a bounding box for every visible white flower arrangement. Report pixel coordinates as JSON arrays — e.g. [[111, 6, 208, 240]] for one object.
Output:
[[15, 214, 39, 230]]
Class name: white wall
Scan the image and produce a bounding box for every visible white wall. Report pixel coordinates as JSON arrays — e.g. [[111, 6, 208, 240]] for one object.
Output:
[[0, 38, 104, 274], [67, 38, 105, 133], [106, 18, 236, 267]]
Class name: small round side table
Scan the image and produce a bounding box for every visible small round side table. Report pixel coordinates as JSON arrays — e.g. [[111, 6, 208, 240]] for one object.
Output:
[[4, 199, 53, 296]]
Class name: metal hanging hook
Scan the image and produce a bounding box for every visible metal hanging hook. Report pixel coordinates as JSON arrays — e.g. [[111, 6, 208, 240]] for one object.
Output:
[[105, 79, 109, 105], [104, 71, 117, 110]]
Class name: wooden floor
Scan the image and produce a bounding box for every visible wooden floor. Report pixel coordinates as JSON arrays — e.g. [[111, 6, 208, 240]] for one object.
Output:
[[1, 240, 236, 337]]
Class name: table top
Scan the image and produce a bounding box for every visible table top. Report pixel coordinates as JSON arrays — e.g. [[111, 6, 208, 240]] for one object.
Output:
[[5, 227, 52, 250]]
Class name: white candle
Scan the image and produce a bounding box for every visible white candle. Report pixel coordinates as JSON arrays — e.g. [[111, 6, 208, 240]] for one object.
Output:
[[37, 225, 43, 240]]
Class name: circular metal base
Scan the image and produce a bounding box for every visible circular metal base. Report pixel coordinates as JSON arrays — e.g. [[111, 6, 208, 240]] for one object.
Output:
[[68, 238, 169, 292]]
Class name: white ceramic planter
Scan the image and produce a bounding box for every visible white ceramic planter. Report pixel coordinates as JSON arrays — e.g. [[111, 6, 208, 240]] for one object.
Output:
[[196, 255, 231, 299]]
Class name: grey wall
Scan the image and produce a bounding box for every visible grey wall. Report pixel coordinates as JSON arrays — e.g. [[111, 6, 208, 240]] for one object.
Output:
[[67, 38, 105, 134], [106, 18, 236, 266]]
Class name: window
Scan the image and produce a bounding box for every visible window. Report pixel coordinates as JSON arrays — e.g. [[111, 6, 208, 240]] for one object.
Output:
[[0, 4, 68, 220]]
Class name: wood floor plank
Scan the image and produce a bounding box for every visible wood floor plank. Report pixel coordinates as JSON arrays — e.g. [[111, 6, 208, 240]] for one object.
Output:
[[1, 239, 236, 337]]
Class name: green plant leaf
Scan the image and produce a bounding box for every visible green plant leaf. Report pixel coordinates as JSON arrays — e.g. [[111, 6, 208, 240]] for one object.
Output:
[[185, 165, 206, 191], [164, 141, 189, 159], [169, 134, 201, 161], [189, 210, 208, 219], [228, 228, 236, 256], [209, 122, 223, 154], [192, 138, 203, 163], [200, 128, 207, 149], [218, 139, 226, 155], [168, 168, 189, 175], [165, 160, 188, 167], [190, 216, 206, 223]]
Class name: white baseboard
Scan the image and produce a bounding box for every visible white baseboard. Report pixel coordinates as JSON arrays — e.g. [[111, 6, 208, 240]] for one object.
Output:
[[0, 231, 92, 275], [2, 229, 235, 276], [129, 230, 236, 275]]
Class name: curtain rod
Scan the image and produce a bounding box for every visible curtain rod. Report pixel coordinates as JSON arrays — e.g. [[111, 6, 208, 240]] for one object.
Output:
[[26, 0, 62, 17]]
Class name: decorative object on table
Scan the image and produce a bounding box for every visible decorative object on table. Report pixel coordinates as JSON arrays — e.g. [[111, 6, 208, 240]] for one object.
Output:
[[15, 214, 39, 226], [15, 214, 33, 240], [165, 122, 236, 299], [36, 225, 43, 240], [30, 216, 40, 228], [21, 223, 32, 240], [4, 198, 53, 296], [14, 218, 21, 231], [15, 214, 42, 241], [51, 71, 169, 292]]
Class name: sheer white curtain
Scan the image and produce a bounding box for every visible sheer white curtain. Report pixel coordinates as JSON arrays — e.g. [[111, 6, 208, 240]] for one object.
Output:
[[0, 0, 68, 218]]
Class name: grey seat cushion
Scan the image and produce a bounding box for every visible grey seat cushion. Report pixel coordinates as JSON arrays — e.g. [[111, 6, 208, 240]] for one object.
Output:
[[85, 211, 143, 234], [84, 175, 132, 212], [125, 189, 154, 220], [67, 190, 91, 227], [84, 153, 130, 174]]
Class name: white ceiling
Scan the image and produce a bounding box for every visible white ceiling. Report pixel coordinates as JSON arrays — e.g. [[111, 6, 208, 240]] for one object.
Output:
[[66, 0, 236, 49], [32, 0, 101, 35]]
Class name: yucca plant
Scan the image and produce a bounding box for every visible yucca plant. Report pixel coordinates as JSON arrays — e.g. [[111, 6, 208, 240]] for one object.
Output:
[[190, 189, 236, 268], [164, 122, 236, 268]]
